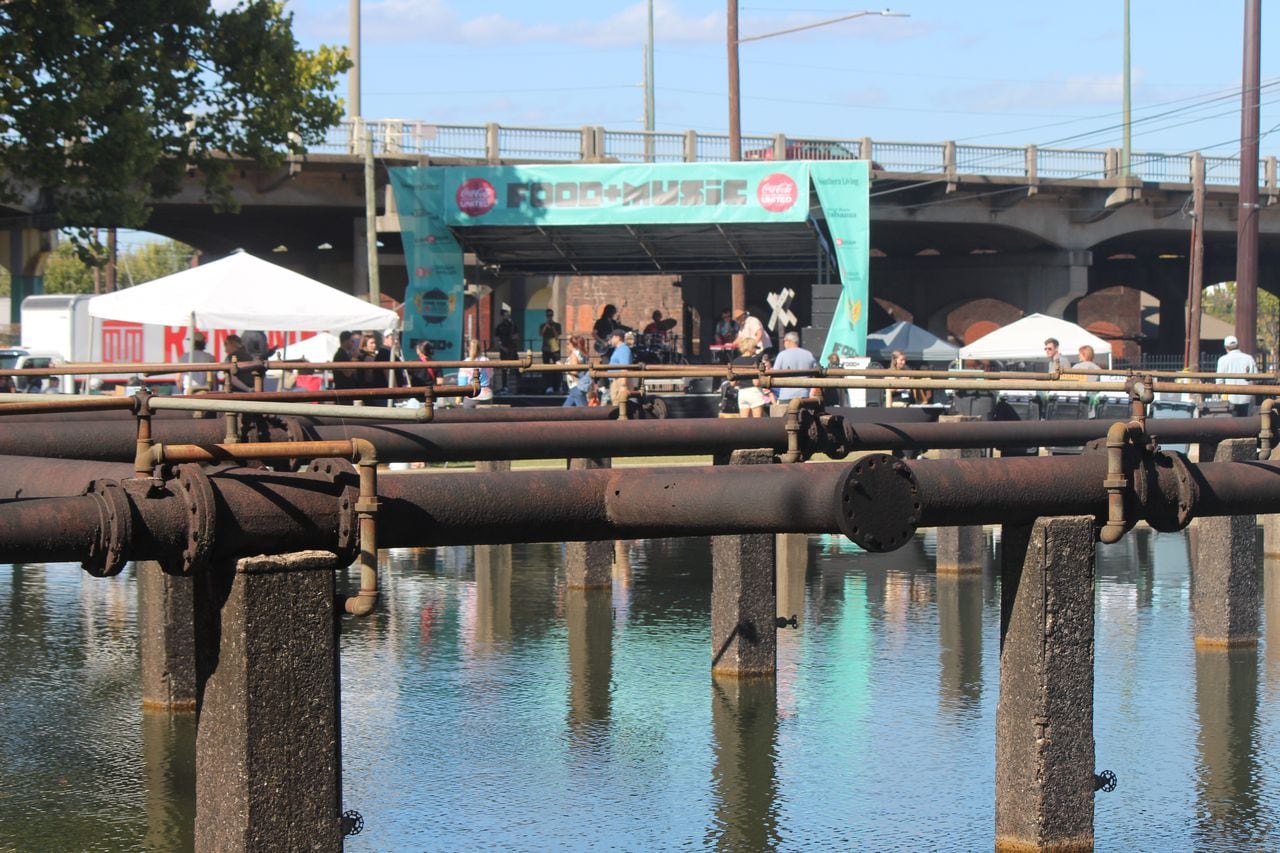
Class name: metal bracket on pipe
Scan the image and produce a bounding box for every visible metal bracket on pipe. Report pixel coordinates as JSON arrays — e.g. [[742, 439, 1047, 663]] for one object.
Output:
[[835, 453, 921, 552], [818, 414, 851, 460]]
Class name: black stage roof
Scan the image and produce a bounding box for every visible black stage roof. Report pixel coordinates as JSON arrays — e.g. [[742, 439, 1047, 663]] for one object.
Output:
[[448, 200, 833, 276]]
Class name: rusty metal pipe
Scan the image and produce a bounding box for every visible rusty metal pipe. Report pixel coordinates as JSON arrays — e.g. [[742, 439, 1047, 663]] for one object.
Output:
[[148, 396, 435, 422], [0, 404, 620, 424], [0, 396, 135, 416], [346, 439, 379, 617]]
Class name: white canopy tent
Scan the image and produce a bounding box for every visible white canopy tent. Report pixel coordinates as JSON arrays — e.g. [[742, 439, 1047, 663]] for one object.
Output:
[[277, 331, 342, 363], [87, 251, 396, 333], [958, 314, 1113, 366]]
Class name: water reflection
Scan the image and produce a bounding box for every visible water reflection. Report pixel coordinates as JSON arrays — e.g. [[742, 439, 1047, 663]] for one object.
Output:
[[709, 677, 779, 851], [141, 712, 196, 852], [1194, 647, 1264, 849], [566, 588, 613, 735], [937, 573, 983, 715]]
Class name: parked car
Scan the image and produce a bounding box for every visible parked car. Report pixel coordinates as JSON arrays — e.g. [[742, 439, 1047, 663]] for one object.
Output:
[[0, 346, 68, 392]]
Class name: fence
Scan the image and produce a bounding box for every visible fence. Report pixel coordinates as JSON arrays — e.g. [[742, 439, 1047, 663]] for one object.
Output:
[[315, 120, 1279, 191]]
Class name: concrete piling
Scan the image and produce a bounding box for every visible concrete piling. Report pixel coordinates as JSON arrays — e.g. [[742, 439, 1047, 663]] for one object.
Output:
[[996, 517, 1096, 852], [710, 677, 779, 847], [1194, 438, 1261, 648], [936, 416, 988, 574], [566, 457, 614, 589], [194, 551, 344, 853], [711, 449, 777, 678], [138, 561, 198, 712]]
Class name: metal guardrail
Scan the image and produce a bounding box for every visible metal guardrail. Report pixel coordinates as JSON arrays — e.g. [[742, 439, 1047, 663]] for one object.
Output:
[[322, 119, 1279, 190]]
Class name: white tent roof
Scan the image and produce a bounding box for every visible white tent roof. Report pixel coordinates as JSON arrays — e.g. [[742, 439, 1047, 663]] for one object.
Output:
[[87, 251, 397, 331], [959, 314, 1112, 361], [278, 332, 342, 363]]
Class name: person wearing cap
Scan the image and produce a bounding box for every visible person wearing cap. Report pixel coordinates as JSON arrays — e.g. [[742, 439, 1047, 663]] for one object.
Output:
[[182, 330, 217, 394], [1216, 334, 1258, 416]]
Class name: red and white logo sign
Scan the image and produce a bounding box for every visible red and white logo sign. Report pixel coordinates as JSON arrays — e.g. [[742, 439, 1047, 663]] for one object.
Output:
[[757, 173, 799, 212], [455, 178, 497, 217]]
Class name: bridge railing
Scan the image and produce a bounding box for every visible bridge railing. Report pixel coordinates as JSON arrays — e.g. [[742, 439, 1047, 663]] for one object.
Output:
[[319, 119, 1277, 191]]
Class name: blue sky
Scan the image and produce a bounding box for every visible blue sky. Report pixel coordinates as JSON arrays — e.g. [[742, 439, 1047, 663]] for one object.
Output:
[[283, 0, 1280, 158]]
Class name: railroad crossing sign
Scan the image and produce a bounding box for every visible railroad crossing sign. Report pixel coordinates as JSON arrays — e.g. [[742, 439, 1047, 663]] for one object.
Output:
[[767, 288, 796, 332]]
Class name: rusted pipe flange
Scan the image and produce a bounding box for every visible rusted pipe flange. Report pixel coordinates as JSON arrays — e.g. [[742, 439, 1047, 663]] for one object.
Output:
[[307, 458, 360, 565], [276, 415, 319, 472], [81, 479, 133, 577], [835, 454, 920, 552], [167, 463, 217, 575], [1132, 449, 1200, 532], [819, 414, 851, 460]]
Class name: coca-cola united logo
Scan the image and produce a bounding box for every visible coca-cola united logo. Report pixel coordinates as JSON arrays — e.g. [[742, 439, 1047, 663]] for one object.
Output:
[[455, 178, 497, 217], [757, 173, 799, 212]]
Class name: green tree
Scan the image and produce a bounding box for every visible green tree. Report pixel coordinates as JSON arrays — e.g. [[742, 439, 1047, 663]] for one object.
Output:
[[0, 1, 350, 231], [41, 241, 96, 294]]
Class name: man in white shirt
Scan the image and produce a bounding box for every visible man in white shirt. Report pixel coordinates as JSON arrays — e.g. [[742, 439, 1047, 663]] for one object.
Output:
[[1216, 334, 1258, 416]]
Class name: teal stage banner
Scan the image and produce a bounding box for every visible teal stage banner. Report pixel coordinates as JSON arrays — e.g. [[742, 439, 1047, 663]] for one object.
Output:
[[390, 160, 869, 361], [809, 160, 870, 362], [389, 168, 466, 362]]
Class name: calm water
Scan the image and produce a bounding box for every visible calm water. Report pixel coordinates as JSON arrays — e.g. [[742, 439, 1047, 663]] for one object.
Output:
[[1, 529, 1278, 851]]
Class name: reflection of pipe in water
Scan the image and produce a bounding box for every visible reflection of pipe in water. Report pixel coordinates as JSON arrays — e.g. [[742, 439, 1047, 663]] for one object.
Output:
[[142, 710, 196, 853], [937, 572, 983, 715], [567, 587, 613, 735], [1194, 647, 1262, 841], [709, 677, 780, 850], [473, 545, 512, 649]]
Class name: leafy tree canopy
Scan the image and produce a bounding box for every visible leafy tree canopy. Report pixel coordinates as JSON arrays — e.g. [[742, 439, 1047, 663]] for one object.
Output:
[[0, 1, 350, 230]]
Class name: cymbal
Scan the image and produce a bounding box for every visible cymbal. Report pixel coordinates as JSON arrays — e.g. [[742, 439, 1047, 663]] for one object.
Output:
[[658, 318, 678, 331]]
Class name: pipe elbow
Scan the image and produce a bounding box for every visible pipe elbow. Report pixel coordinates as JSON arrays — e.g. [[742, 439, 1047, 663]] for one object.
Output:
[[344, 590, 379, 617]]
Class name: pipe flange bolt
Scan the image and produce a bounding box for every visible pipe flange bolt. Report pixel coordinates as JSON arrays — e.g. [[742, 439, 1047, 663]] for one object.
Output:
[[835, 454, 921, 552], [171, 463, 217, 575], [308, 457, 360, 562]]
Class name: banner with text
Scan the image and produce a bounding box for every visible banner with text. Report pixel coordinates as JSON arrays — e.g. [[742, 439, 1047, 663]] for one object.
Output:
[[809, 160, 870, 361], [390, 167, 466, 362], [440, 162, 812, 226]]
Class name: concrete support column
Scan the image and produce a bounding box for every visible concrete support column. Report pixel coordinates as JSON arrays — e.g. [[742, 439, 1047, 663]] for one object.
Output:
[[1194, 438, 1261, 648], [936, 416, 987, 574], [712, 449, 776, 678], [566, 457, 614, 589], [194, 551, 344, 853], [138, 561, 198, 712], [996, 517, 1096, 852]]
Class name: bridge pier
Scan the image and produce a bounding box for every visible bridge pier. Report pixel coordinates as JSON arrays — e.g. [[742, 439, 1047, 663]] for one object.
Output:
[[138, 561, 198, 711], [1194, 438, 1261, 647], [0, 226, 51, 326], [996, 516, 1095, 852], [711, 449, 777, 678], [566, 457, 614, 589], [194, 551, 345, 853]]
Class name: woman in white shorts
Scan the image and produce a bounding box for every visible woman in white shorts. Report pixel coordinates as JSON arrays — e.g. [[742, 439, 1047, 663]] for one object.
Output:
[[732, 336, 768, 417]]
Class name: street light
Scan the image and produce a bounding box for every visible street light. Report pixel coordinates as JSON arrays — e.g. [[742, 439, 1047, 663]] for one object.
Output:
[[726, 5, 908, 313]]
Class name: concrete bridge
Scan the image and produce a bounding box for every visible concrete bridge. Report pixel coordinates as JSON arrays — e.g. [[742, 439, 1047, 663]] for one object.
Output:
[[5, 119, 1280, 351]]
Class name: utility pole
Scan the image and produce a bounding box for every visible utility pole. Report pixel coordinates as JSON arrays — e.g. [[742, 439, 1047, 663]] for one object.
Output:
[[1122, 0, 1131, 177], [1187, 153, 1205, 370], [643, 0, 655, 162], [1235, 0, 1260, 352], [727, 0, 745, 317], [105, 228, 117, 293], [348, 0, 360, 119], [364, 128, 380, 308]]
